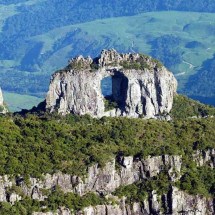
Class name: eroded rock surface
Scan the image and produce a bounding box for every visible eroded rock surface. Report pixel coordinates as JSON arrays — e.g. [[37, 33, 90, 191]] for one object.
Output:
[[0, 154, 214, 214], [32, 188, 214, 215], [0, 155, 182, 203], [0, 88, 3, 106], [45, 49, 177, 118], [193, 149, 215, 168]]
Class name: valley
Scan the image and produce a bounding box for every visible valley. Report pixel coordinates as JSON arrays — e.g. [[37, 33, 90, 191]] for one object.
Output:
[[0, 9, 215, 110]]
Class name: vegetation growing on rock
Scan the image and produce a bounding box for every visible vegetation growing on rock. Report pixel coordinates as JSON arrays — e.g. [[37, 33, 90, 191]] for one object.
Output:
[[104, 96, 118, 111]]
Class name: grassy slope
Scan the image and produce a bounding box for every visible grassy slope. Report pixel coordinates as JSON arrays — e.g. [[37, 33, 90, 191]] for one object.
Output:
[[1, 11, 215, 85], [33, 11, 215, 81], [4, 92, 43, 112], [32, 11, 215, 104]]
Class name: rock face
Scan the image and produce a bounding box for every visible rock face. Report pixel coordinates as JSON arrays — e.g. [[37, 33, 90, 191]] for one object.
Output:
[[0, 155, 182, 201], [193, 149, 215, 168], [45, 49, 177, 118], [0, 87, 7, 114], [0, 154, 214, 214], [32, 187, 214, 215], [74, 187, 214, 215]]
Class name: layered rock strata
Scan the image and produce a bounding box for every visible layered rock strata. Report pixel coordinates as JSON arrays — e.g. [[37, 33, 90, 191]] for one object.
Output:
[[45, 49, 177, 118]]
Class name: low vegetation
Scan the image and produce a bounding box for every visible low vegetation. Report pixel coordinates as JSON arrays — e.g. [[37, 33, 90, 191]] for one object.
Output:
[[114, 172, 170, 204], [0, 105, 4, 113], [104, 96, 118, 111], [119, 54, 163, 71], [115, 164, 215, 204], [120, 60, 150, 70]]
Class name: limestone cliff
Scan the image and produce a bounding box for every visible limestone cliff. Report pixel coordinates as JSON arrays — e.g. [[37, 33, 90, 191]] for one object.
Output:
[[45, 49, 177, 118], [0, 87, 7, 114], [33, 188, 214, 215], [193, 148, 215, 168], [0, 152, 214, 214]]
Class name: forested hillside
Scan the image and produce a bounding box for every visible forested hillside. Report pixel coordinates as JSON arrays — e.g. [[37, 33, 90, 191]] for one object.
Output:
[[186, 54, 215, 103]]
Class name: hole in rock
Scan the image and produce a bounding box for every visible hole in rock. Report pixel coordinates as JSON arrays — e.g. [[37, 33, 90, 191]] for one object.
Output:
[[101, 72, 128, 112], [101, 76, 112, 97]]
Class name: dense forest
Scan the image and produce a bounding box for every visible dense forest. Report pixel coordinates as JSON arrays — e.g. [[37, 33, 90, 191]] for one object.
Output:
[[2, 0, 215, 41], [186, 55, 215, 101]]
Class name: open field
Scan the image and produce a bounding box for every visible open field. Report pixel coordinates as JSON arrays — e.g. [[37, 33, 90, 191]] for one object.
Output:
[[4, 92, 43, 112]]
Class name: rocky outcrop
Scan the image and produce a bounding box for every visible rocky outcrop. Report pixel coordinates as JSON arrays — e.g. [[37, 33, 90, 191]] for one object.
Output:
[[170, 186, 214, 215], [45, 49, 177, 118], [0, 154, 214, 214], [32, 187, 214, 215], [76, 186, 214, 215], [76, 201, 145, 215], [0, 88, 3, 106], [193, 149, 215, 168], [0, 87, 7, 114], [0, 155, 181, 204], [34, 155, 181, 198]]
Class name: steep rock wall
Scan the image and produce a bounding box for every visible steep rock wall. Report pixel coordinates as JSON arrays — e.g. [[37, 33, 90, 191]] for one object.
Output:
[[193, 148, 215, 168], [33, 186, 214, 215], [45, 50, 177, 118], [0, 155, 182, 202], [0, 88, 3, 106], [0, 153, 214, 214], [76, 188, 214, 215]]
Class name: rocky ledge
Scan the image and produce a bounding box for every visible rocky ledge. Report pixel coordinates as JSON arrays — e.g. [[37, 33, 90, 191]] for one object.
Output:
[[45, 49, 177, 118]]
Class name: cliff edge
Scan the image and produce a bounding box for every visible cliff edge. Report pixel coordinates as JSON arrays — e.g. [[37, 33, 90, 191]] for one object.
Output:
[[45, 49, 177, 118]]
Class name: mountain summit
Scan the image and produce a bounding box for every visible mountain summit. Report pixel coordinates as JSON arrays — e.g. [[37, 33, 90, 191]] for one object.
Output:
[[45, 49, 177, 119]]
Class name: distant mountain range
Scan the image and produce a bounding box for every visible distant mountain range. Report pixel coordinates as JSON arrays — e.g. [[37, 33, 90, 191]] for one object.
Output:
[[0, 0, 215, 110]]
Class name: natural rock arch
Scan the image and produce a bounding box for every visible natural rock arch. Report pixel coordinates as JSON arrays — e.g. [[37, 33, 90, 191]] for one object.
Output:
[[101, 70, 128, 114], [45, 49, 177, 119]]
